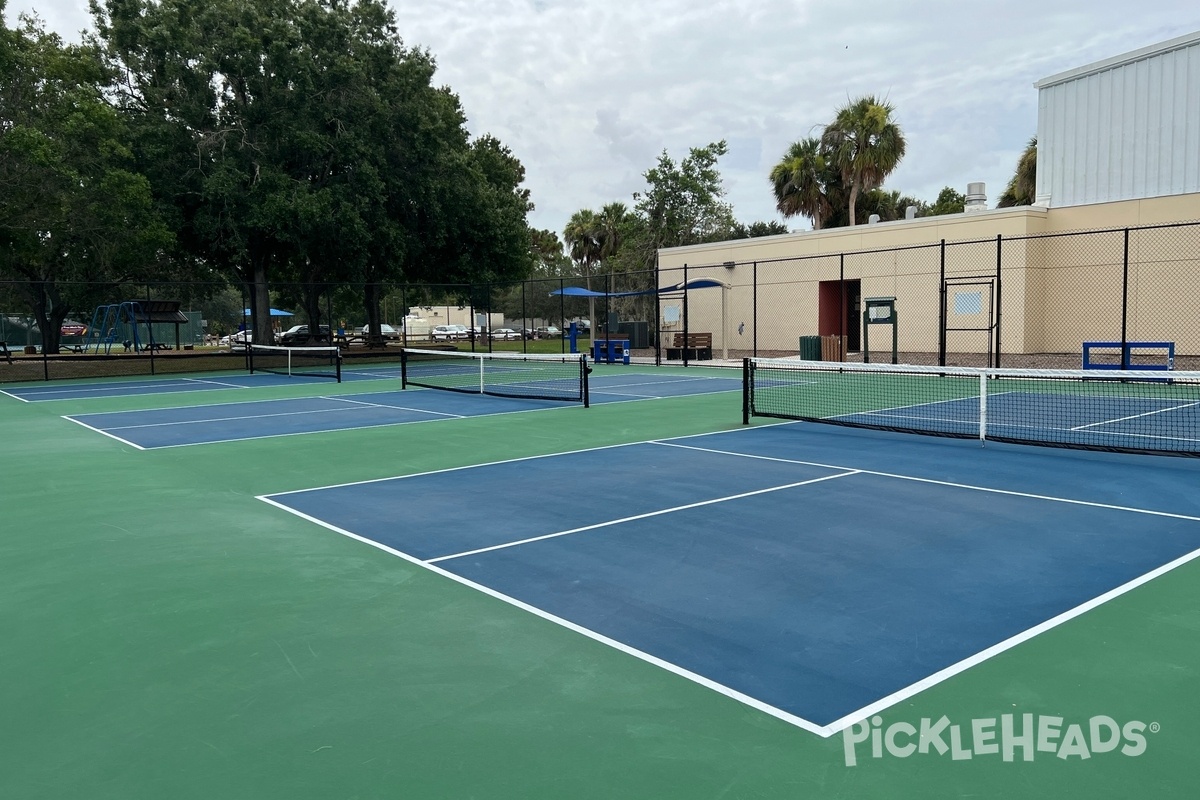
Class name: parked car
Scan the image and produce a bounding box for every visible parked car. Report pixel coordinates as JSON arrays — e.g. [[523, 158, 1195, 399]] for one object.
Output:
[[490, 328, 521, 341], [279, 324, 331, 344], [360, 323, 401, 340], [431, 324, 469, 341], [534, 326, 561, 338], [220, 330, 253, 350]]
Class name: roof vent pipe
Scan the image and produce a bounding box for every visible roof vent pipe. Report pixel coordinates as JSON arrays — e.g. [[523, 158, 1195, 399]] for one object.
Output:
[[964, 182, 987, 213]]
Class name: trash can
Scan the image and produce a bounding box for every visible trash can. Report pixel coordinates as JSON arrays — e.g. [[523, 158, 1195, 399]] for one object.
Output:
[[799, 335, 821, 360]]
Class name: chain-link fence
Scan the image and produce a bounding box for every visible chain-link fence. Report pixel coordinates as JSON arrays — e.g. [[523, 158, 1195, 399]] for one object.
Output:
[[3, 221, 1199, 383], [663, 220, 1200, 369]]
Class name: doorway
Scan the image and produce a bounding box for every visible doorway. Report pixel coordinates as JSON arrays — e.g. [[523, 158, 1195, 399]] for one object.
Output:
[[819, 279, 861, 352]]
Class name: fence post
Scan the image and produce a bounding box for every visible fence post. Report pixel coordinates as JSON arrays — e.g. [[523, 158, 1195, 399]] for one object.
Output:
[[1121, 227, 1130, 368], [839, 254, 845, 361], [994, 234, 1003, 368], [147, 284, 156, 375], [559, 278, 565, 350], [682, 263, 689, 366], [401, 285, 408, 348], [938, 240, 946, 367], [654, 259, 662, 366], [604, 272, 611, 349], [752, 261, 758, 359]]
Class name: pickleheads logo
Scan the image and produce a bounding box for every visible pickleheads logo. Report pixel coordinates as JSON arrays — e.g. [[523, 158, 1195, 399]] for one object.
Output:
[[842, 714, 1157, 766]]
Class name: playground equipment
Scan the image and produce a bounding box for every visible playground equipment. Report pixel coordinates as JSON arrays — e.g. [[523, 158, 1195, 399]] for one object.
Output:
[[83, 301, 191, 353]]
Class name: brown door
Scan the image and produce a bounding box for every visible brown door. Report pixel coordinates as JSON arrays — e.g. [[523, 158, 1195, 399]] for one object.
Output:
[[819, 279, 860, 352]]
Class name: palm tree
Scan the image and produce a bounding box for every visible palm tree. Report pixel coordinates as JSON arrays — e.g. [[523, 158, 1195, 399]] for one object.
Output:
[[564, 209, 601, 277], [769, 137, 832, 230], [998, 137, 1037, 207], [596, 202, 628, 266], [820, 95, 906, 226], [563, 208, 602, 331]]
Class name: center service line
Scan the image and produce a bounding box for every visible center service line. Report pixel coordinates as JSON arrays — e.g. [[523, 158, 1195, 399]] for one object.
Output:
[[427, 470, 861, 563]]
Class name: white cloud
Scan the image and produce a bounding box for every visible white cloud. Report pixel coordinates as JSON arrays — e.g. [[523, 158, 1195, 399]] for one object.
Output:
[[8, 0, 1199, 235]]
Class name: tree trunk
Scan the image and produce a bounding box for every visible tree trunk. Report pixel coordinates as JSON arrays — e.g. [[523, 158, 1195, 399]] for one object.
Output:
[[363, 283, 382, 339], [251, 259, 272, 345]]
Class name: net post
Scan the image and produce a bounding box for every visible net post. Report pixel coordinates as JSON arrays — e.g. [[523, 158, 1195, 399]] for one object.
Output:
[[581, 356, 590, 408], [479, 357, 485, 394], [248, 343, 256, 374], [400, 348, 409, 389], [978, 370, 988, 444], [742, 358, 751, 424], [335, 350, 342, 383]]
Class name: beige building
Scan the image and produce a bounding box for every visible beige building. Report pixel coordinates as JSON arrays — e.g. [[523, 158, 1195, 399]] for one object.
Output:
[[657, 32, 1200, 367]]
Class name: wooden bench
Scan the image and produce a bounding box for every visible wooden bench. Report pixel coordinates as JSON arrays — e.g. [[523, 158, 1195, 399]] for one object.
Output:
[[0, 341, 10, 364], [665, 332, 712, 361]]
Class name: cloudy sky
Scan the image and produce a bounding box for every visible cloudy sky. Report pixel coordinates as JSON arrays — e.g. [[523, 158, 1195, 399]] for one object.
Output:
[[7, 1, 1199, 236]]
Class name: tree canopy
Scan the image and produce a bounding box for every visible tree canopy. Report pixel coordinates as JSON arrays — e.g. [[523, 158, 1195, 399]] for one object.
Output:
[[998, 137, 1037, 208], [76, 0, 531, 341], [769, 137, 832, 230], [1, 8, 171, 352]]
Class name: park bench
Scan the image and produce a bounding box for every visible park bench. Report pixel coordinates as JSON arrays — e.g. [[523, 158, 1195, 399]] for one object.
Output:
[[1, 341, 10, 364], [665, 332, 712, 361]]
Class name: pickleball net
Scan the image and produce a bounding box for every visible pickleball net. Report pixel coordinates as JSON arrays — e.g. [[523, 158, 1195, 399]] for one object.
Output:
[[248, 344, 342, 382], [743, 357, 1200, 456], [401, 348, 589, 406]]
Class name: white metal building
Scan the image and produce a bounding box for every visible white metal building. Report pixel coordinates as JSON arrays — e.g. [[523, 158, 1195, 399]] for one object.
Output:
[[1035, 30, 1200, 208]]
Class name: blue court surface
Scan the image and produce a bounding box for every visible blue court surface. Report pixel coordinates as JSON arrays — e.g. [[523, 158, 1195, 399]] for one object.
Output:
[[58, 371, 741, 448], [261, 424, 1200, 735], [0, 373, 282, 401]]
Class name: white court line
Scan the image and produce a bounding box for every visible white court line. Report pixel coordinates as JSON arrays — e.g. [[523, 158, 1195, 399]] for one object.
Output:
[[0, 388, 31, 403], [260, 424, 1200, 735], [590, 390, 677, 400], [823, 542, 1200, 734], [593, 376, 735, 390], [255, 495, 833, 737], [326, 395, 464, 418], [79, 401, 395, 431], [58, 388, 412, 418], [99, 399, 587, 450], [1071, 400, 1200, 431], [342, 369, 403, 379], [3, 379, 207, 400], [592, 387, 740, 402], [833, 391, 994, 421], [71, 396, 464, 432], [180, 377, 253, 389], [427, 471, 860, 563], [651, 440, 1200, 522], [61, 415, 147, 450]]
